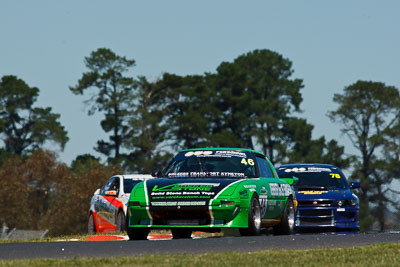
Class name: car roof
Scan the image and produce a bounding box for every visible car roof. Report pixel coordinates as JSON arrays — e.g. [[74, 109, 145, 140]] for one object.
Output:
[[277, 163, 338, 169], [182, 147, 265, 156]]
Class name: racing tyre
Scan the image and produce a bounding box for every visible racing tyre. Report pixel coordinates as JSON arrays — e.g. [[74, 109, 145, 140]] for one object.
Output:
[[88, 213, 96, 234], [127, 227, 149, 240], [171, 229, 192, 239], [116, 210, 126, 232], [239, 195, 261, 236], [273, 198, 295, 235]]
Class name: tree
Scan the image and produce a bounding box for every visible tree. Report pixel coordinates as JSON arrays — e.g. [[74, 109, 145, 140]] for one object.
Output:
[[42, 161, 121, 236], [124, 76, 173, 172], [0, 150, 70, 231], [329, 80, 400, 231], [0, 75, 68, 156], [70, 48, 136, 163], [211, 49, 303, 164], [156, 73, 224, 150], [156, 49, 347, 168], [70, 153, 101, 174], [282, 117, 352, 168]]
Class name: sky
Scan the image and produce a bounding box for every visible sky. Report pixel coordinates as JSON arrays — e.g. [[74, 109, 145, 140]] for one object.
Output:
[[1, 0, 400, 169]]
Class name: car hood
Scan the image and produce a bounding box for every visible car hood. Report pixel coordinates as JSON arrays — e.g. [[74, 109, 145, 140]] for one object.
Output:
[[294, 188, 353, 201], [146, 178, 240, 206]]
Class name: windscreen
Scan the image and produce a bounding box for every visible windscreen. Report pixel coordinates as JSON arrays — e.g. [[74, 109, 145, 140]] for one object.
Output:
[[123, 179, 142, 193], [164, 150, 257, 178], [277, 166, 348, 189]]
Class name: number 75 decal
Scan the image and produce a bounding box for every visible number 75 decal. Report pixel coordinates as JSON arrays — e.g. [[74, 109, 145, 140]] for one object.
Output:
[[330, 173, 341, 179]]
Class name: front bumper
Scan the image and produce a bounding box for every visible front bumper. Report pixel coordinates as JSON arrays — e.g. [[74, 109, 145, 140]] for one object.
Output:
[[295, 206, 359, 230], [127, 202, 248, 228]]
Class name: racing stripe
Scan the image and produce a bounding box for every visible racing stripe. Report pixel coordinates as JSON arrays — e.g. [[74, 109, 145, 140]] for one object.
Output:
[[209, 179, 243, 227], [101, 195, 123, 210], [144, 180, 153, 226]]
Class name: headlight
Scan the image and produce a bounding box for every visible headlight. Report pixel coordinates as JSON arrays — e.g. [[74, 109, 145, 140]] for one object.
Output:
[[348, 199, 358, 206], [337, 199, 358, 207]]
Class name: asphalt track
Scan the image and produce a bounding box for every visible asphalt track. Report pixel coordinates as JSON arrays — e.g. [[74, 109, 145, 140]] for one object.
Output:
[[1, 233, 399, 260]]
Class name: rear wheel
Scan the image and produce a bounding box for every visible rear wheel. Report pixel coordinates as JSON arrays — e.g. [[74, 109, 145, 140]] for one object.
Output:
[[239, 195, 261, 236], [171, 229, 192, 239], [273, 198, 295, 235], [116, 210, 126, 232], [88, 213, 96, 234]]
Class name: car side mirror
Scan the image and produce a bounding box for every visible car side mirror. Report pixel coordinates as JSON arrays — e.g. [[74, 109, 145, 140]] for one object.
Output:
[[105, 190, 118, 196], [151, 168, 161, 177], [350, 182, 360, 189], [280, 176, 299, 185]]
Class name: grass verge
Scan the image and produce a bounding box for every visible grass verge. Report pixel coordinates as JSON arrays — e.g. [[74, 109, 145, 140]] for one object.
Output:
[[0, 243, 399, 266]]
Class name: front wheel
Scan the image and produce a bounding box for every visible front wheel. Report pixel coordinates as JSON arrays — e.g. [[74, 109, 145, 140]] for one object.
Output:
[[273, 198, 295, 235], [171, 229, 192, 239], [116, 211, 126, 232], [127, 227, 149, 240], [239, 195, 261, 236], [88, 213, 96, 234]]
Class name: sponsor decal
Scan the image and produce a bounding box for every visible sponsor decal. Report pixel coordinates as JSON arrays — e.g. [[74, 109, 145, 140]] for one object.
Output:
[[152, 183, 220, 192], [168, 172, 245, 178], [269, 183, 293, 196], [184, 151, 213, 157], [152, 201, 206, 206], [259, 186, 268, 217], [215, 151, 246, 158], [283, 167, 332, 173], [184, 150, 247, 158], [298, 191, 328, 195]]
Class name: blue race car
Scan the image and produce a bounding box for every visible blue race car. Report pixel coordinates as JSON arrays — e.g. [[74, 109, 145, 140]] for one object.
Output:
[[277, 164, 360, 232]]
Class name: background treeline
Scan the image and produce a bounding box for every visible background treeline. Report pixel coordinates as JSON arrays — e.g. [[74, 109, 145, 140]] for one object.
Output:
[[0, 48, 399, 235]]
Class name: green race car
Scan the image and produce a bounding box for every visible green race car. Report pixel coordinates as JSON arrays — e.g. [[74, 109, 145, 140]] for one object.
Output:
[[127, 148, 297, 240]]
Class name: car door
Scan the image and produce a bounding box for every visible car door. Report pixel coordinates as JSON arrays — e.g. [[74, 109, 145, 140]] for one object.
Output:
[[95, 177, 120, 232], [255, 155, 284, 220]]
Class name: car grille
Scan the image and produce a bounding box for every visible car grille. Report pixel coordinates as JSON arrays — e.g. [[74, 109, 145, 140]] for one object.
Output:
[[151, 207, 211, 226], [299, 216, 333, 226], [297, 208, 334, 226], [298, 200, 333, 207], [337, 211, 357, 220], [300, 209, 332, 217]]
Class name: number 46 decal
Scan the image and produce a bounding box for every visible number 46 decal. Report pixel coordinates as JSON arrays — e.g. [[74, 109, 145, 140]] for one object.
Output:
[[241, 158, 255, 166], [330, 173, 341, 179]]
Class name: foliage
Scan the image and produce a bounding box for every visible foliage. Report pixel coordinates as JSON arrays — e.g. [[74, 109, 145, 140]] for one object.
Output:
[[0, 150, 121, 236], [212, 49, 303, 164], [70, 48, 136, 162], [0, 75, 68, 155], [70, 154, 101, 174], [0, 150, 69, 230], [329, 80, 400, 231], [155, 49, 349, 167], [123, 76, 173, 172], [282, 117, 353, 168], [42, 161, 121, 236]]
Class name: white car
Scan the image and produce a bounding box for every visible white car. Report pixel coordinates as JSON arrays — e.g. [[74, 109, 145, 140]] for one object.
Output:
[[88, 174, 153, 233]]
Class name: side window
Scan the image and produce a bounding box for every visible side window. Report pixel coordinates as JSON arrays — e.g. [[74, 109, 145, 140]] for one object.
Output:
[[101, 177, 119, 194], [123, 179, 141, 194], [255, 157, 274, 178]]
